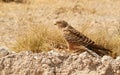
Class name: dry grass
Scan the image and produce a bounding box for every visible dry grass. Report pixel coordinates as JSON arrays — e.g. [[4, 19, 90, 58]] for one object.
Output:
[[12, 24, 66, 53]]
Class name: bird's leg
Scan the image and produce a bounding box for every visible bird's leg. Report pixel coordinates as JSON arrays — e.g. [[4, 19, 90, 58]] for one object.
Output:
[[67, 43, 75, 52], [66, 43, 79, 53]]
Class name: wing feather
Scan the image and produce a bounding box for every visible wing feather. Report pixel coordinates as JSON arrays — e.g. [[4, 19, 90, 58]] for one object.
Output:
[[67, 25, 94, 46]]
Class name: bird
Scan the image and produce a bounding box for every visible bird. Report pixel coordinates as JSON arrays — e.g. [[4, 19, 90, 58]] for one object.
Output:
[[54, 20, 112, 57]]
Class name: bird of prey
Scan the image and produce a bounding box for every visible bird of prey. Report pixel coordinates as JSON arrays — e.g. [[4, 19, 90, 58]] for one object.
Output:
[[54, 20, 112, 57]]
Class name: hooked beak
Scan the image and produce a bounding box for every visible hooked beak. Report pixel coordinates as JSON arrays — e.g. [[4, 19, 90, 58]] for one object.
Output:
[[54, 23, 57, 25]]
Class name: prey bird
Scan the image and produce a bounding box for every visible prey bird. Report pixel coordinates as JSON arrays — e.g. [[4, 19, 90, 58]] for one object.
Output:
[[54, 20, 112, 57]]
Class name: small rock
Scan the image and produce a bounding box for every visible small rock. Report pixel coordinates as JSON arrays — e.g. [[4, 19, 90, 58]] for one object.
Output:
[[0, 46, 14, 58]]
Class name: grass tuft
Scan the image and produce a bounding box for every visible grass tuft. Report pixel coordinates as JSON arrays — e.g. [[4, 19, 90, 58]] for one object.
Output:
[[12, 24, 66, 53]]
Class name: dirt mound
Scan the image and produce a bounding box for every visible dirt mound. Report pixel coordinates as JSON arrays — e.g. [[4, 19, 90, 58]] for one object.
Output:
[[0, 49, 119, 75]]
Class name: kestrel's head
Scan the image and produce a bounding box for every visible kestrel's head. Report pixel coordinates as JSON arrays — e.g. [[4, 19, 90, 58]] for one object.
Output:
[[54, 20, 68, 28]]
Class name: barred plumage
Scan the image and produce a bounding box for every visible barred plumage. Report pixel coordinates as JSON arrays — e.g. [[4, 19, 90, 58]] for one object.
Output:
[[54, 20, 112, 57]]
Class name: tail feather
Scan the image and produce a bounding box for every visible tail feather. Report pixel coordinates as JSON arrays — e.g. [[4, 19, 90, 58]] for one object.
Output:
[[86, 44, 112, 56]]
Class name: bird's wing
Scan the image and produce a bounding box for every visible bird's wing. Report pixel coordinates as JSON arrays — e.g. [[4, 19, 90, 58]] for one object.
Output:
[[67, 26, 94, 46]]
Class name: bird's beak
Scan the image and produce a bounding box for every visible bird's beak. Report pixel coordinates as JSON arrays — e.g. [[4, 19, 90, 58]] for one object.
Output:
[[54, 23, 57, 25]]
